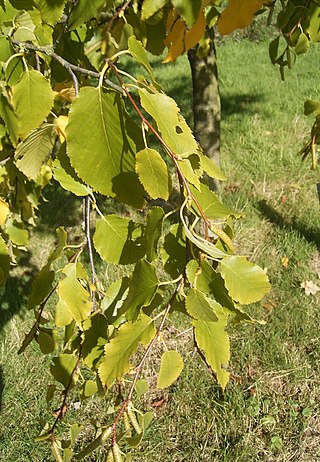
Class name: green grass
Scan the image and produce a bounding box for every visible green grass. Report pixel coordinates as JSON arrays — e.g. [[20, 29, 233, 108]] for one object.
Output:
[[1, 39, 320, 461]]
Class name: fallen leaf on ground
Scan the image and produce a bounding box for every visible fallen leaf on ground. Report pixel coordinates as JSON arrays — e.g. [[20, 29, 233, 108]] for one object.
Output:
[[300, 280, 320, 296]]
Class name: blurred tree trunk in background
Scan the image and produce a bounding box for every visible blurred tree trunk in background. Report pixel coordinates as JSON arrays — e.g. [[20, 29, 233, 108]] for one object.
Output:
[[188, 29, 221, 189]]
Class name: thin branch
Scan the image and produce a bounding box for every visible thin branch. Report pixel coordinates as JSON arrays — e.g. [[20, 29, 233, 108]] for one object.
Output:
[[68, 67, 79, 96], [84, 195, 98, 309], [50, 346, 82, 434], [17, 283, 58, 354], [7, 37, 122, 93], [106, 0, 133, 32], [111, 278, 184, 445]]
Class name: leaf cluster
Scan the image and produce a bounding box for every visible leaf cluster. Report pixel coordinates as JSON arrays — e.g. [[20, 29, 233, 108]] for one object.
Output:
[[0, 0, 275, 460]]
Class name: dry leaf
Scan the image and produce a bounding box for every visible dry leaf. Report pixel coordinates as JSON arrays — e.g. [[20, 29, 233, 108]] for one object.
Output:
[[54, 115, 68, 143], [281, 256, 289, 268], [300, 280, 320, 296], [163, 8, 205, 63], [218, 0, 267, 35], [0, 199, 9, 225]]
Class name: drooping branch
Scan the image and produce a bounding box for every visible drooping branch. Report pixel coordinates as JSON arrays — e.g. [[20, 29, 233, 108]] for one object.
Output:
[[108, 60, 223, 242], [6, 37, 122, 93], [106, 0, 133, 32], [111, 278, 184, 445], [84, 196, 98, 309], [50, 346, 82, 434]]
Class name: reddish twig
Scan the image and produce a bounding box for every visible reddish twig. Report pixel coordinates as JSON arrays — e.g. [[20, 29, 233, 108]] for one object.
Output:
[[107, 60, 211, 239]]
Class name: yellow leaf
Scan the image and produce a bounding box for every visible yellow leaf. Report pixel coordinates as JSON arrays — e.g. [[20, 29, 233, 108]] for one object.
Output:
[[0, 199, 9, 225], [53, 81, 76, 101], [163, 8, 206, 63], [54, 115, 68, 143], [281, 255, 289, 268], [218, 0, 268, 35]]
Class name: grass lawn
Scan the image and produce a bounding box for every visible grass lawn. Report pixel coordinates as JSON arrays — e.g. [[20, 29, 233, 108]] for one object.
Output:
[[1, 39, 320, 461]]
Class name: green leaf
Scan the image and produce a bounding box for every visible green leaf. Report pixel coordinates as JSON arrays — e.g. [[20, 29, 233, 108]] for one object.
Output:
[[307, 5, 320, 42], [80, 380, 98, 400], [50, 353, 78, 389], [121, 259, 158, 319], [28, 266, 55, 308], [190, 180, 242, 220], [136, 148, 171, 200], [186, 259, 213, 294], [171, 0, 202, 26], [0, 234, 10, 286], [18, 321, 38, 354], [52, 144, 91, 196], [13, 11, 36, 41], [57, 262, 92, 326], [66, 87, 144, 206], [0, 37, 24, 86], [68, 0, 108, 29], [145, 206, 164, 262], [93, 215, 146, 265], [220, 256, 270, 305], [12, 69, 53, 140], [128, 36, 160, 89], [135, 379, 149, 400], [193, 317, 230, 390], [102, 277, 130, 323], [70, 423, 82, 447], [34, 23, 53, 46], [141, 0, 168, 21], [5, 219, 29, 246], [98, 314, 155, 388], [186, 288, 219, 322], [0, 92, 19, 146], [178, 154, 201, 189], [295, 32, 309, 55], [304, 99, 320, 116], [198, 152, 227, 181], [14, 124, 55, 180], [186, 260, 251, 323], [161, 223, 186, 278], [47, 227, 67, 264], [139, 88, 197, 156], [34, 0, 67, 26], [55, 300, 73, 328], [180, 205, 227, 260], [157, 350, 184, 389], [269, 36, 280, 64], [82, 312, 109, 369], [38, 329, 56, 354]]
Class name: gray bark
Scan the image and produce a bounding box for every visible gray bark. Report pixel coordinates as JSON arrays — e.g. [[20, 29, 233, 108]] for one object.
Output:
[[188, 30, 220, 188]]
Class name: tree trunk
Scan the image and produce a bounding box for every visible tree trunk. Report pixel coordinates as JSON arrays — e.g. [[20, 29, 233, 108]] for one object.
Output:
[[188, 30, 220, 189]]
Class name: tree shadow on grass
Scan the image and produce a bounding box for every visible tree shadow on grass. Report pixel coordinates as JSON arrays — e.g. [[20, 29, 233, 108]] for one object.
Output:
[[0, 366, 3, 424], [0, 252, 38, 333], [257, 199, 320, 249], [36, 181, 82, 232], [0, 183, 83, 334], [221, 93, 266, 118]]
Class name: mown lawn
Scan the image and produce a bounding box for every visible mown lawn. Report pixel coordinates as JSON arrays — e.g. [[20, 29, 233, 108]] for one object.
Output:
[[1, 38, 320, 461]]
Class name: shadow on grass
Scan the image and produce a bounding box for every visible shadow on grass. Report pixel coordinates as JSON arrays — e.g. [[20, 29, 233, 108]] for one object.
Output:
[[0, 253, 38, 332], [0, 365, 3, 411], [257, 199, 320, 249], [0, 183, 83, 333], [221, 93, 266, 117], [37, 181, 82, 231]]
